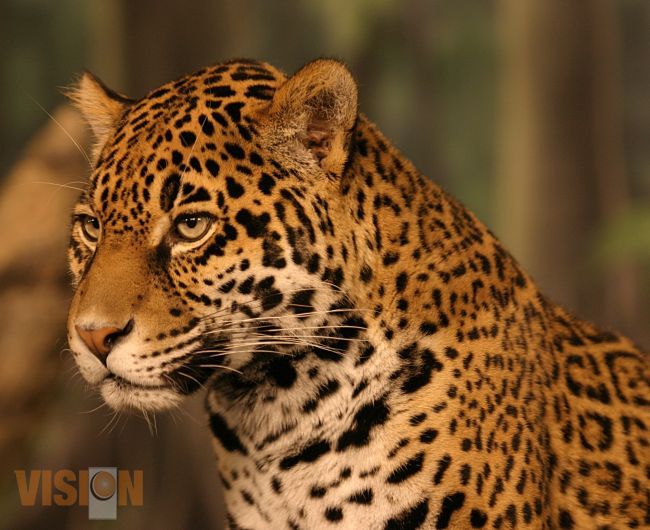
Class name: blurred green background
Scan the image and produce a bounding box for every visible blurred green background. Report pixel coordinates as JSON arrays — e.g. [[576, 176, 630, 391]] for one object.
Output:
[[0, 1, 648, 528]]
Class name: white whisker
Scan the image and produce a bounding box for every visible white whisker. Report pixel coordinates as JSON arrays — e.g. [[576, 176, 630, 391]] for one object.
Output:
[[98, 409, 121, 436], [223, 338, 345, 350], [209, 308, 370, 326], [194, 348, 292, 358], [79, 400, 109, 415], [204, 325, 367, 337], [32, 181, 85, 192], [28, 94, 91, 165], [196, 364, 243, 374], [141, 408, 154, 436]]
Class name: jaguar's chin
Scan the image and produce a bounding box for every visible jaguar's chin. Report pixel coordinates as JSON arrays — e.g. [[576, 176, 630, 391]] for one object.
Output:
[[100, 375, 184, 411]]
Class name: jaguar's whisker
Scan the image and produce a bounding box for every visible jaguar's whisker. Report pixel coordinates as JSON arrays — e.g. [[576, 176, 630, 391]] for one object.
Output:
[[173, 370, 204, 389], [213, 323, 367, 333], [206, 308, 371, 326], [221, 339, 348, 356], [32, 181, 86, 192], [196, 364, 243, 374], [196, 349, 293, 358], [141, 407, 155, 436], [210, 331, 368, 347], [152, 410, 158, 436], [202, 324, 368, 337], [98, 408, 121, 436], [28, 94, 92, 165], [79, 399, 110, 415]]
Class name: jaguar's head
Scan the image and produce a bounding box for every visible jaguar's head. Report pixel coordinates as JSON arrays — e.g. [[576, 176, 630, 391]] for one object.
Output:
[[66, 59, 360, 411]]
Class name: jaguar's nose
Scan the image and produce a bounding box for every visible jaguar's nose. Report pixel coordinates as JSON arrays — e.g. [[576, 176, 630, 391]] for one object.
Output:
[[75, 320, 133, 365]]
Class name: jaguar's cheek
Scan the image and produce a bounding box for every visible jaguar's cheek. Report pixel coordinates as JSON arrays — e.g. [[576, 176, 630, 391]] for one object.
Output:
[[150, 241, 171, 270]]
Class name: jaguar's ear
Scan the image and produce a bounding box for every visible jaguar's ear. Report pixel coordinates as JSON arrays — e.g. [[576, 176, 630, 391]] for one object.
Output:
[[66, 72, 133, 158], [265, 59, 358, 177]]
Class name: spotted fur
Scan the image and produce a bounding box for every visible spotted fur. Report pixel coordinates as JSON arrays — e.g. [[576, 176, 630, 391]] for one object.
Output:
[[66, 59, 650, 529]]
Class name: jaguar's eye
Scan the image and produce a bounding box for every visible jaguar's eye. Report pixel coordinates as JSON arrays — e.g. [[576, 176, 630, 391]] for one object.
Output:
[[79, 215, 100, 244], [174, 214, 213, 242]]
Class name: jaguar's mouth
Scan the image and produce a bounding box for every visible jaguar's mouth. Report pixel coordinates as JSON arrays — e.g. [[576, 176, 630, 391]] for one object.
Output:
[[98, 339, 229, 411], [107, 374, 170, 391]]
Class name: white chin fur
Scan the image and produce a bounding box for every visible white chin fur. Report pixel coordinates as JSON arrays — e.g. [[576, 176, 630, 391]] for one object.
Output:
[[100, 378, 183, 411]]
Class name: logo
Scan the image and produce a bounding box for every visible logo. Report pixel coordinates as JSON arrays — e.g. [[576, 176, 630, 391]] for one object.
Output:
[[15, 468, 143, 520]]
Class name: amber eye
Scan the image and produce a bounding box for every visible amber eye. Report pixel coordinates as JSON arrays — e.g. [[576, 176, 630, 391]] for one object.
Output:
[[174, 214, 213, 242], [79, 215, 100, 244]]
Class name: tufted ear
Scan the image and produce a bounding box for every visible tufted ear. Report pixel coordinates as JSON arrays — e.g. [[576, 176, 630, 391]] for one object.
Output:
[[265, 59, 358, 177], [66, 72, 133, 159]]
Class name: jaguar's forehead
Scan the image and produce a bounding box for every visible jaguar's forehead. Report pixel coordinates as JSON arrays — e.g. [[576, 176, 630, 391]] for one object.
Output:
[[86, 60, 287, 219]]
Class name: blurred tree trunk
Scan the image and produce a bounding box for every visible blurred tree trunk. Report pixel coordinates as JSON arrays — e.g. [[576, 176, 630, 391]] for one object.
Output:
[[497, 0, 640, 339], [86, 0, 127, 91], [589, 0, 641, 340]]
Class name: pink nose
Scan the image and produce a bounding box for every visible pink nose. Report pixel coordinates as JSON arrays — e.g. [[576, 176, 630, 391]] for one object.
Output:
[[75, 323, 131, 365]]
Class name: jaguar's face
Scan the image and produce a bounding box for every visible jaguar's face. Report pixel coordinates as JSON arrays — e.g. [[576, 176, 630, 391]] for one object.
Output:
[[66, 59, 358, 411]]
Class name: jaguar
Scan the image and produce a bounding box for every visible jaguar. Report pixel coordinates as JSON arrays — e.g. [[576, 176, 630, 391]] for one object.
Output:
[[66, 58, 649, 529]]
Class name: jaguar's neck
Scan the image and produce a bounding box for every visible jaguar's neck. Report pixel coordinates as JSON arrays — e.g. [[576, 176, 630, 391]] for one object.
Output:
[[338, 116, 537, 339]]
